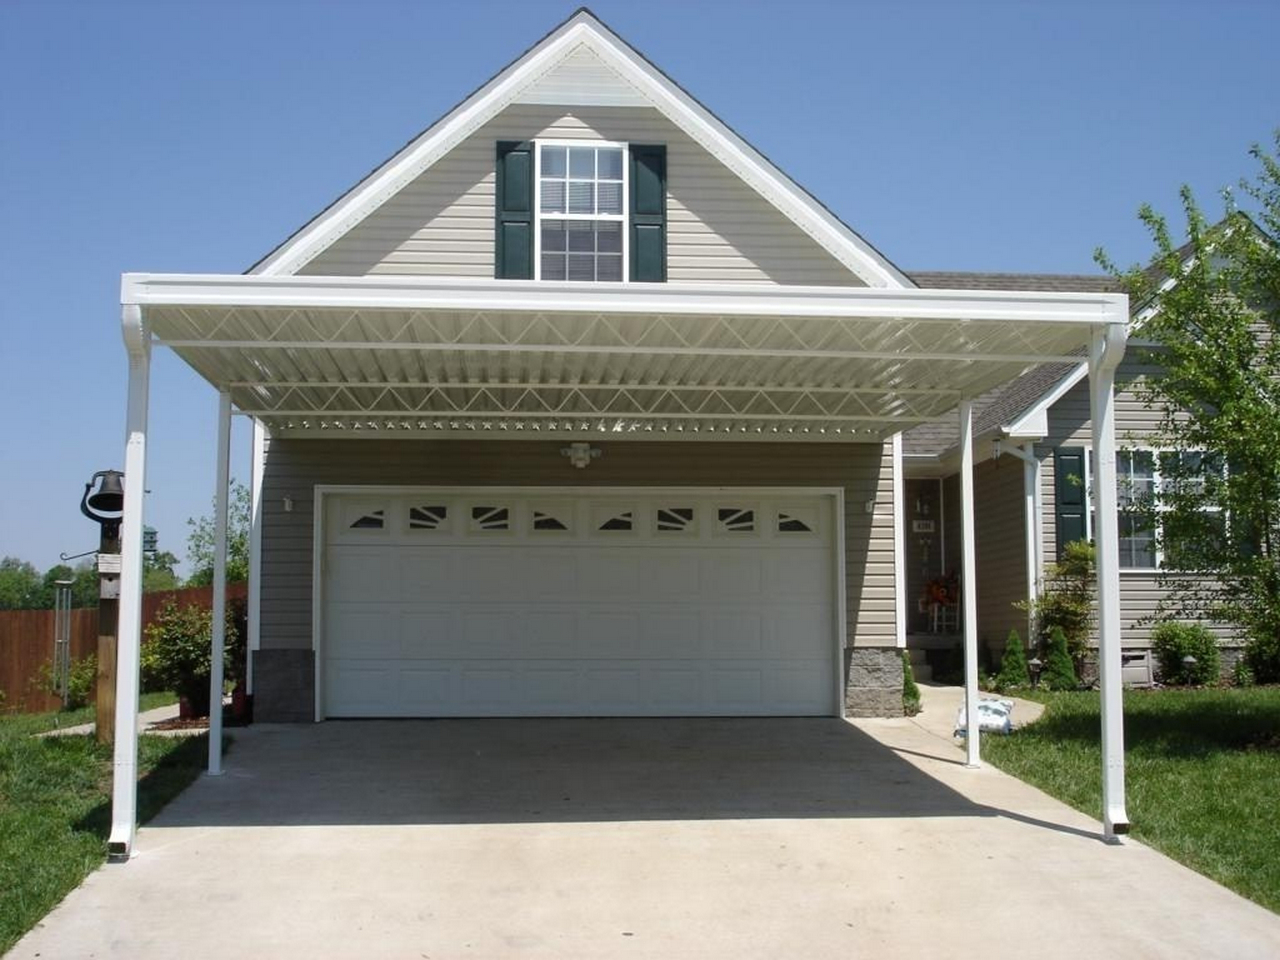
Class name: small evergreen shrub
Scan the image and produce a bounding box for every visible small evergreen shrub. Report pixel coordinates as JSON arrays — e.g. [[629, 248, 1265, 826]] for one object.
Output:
[[1018, 540, 1096, 661], [1243, 631, 1280, 684], [1151, 621, 1220, 685], [902, 651, 921, 716], [994, 630, 1029, 692], [1040, 626, 1079, 691]]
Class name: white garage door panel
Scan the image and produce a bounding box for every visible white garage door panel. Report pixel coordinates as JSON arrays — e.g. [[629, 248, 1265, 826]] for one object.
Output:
[[322, 491, 837, 717]]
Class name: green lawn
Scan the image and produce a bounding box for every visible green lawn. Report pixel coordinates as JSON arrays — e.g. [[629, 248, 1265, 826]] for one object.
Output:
[[0, 695, 209, 954], [984, 687, 1280, 913]]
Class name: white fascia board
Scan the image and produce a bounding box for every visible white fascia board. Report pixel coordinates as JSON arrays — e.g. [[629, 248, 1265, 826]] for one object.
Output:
[[123, 273, 1128, 327], [249, 11, 912, 289]]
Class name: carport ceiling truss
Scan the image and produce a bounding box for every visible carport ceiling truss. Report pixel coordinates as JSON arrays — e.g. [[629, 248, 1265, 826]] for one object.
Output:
[[125, 274, 1127, 440]]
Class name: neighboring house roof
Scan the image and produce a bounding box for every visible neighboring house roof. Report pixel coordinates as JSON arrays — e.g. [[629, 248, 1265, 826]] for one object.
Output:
[[248, 7, 912, 288], [902, 271, 1123, 457]]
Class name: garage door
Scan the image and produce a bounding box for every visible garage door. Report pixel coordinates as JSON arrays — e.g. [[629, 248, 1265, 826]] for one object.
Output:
[[321, 489, 837, 717]]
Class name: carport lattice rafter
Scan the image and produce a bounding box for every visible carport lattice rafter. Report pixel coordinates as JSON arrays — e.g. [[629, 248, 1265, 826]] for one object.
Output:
[[151, 309, 1084, 364], [229, 381, 961, 423]]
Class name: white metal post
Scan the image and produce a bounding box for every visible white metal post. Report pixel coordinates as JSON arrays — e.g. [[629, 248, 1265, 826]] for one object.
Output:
[[891, 432, 906, 648], [208, 390, 231, 776], [247, 417, 266, 695], [109, 306, 149, 860], [1023, 443, 1041, 640], [1089, 325, 1130, 839], [959, 399, 980, 767]]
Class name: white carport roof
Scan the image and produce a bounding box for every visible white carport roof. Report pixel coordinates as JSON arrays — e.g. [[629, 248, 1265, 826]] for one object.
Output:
[[123, 273, 1128, 440]]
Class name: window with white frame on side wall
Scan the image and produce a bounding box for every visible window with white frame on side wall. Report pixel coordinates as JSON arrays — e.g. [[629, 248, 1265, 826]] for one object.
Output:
[[1070, 447, 1225, 571]]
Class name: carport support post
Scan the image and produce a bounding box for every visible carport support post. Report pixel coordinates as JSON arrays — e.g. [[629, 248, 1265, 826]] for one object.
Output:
[[108, 306, 149, 860], [1089, 325, 1130, 839], [958, 399, 980, 767], [208, 389, 231, 776]]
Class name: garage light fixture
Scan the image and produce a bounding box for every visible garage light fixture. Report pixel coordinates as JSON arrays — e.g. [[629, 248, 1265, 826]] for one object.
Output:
[[561, 442, 601, 469]]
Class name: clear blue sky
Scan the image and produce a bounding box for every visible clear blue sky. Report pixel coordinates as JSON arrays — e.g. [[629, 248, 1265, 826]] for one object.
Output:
[[0, 0, 1275, 575]]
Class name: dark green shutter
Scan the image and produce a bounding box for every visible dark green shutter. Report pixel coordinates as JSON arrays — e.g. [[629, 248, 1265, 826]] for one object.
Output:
[[629, 144, 666, 282], [495, 141, 533, 279], [1054, 446, 1087, 558]]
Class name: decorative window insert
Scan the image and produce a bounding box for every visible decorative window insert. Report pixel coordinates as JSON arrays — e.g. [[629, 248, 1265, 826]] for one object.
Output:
[[591, 504, 635, 533], [349, 509, 385, 530], [537, 143, 626, 282], [777, 510, 815, 534], [408, 505, 448, 530], [656, 507, 695, 533], [531, 503, 573, 533], [716, 508, 755, 533], [469, 505, 510, 532]]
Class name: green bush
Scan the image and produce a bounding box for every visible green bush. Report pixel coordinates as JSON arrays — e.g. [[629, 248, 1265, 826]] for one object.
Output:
[[902, 651, 921, 716], [141, 600, 241, 717], [37, 653, 97, 710], [1244, 631, 1280, 684], [1151, 621, 1221, 685], [1040, 626, 1079, 691], [1018, 540, 1095, 661], [994, 630, 1029, 692]]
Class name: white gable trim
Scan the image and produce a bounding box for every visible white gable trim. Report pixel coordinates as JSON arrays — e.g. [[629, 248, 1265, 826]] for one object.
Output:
[[1003, 362, 1087, 438], [250, 10, 910, 288]]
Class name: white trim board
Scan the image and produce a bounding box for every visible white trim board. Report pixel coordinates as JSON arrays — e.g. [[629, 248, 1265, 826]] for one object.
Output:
[[247, 9, 911, 288]]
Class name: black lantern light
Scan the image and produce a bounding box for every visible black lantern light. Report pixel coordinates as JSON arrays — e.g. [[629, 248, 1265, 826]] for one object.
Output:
[[1028, 656, 1043, 690], [81, 470, 125, 539]]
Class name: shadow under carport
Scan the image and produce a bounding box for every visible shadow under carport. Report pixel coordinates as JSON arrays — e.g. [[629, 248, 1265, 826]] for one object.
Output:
[[154, 717, 995, 828]]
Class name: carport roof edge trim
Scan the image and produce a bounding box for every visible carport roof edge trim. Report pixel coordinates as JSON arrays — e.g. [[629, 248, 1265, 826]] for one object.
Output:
[[122, 273, 1129, 326]]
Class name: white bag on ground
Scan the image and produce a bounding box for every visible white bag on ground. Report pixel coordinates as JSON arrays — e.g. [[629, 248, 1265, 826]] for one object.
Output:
[[954, 697, 1015, 736]]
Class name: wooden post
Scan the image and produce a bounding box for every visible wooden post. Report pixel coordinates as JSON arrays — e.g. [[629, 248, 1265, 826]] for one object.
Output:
[[96, 527, 121, 746]]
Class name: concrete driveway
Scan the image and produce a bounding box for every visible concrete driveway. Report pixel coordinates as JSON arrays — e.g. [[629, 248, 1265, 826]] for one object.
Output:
[[12, 702, 1280, 959]]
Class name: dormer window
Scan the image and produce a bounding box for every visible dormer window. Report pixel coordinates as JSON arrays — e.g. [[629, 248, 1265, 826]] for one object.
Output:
[[537, 143, 626, 282]]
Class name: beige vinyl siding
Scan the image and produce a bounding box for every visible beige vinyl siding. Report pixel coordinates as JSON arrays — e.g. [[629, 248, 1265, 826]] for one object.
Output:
[[260, 439, 895, 652], [299, 104, 863, 286], [1038, 359, 1232, 644], [972, 457, 1029, 650]]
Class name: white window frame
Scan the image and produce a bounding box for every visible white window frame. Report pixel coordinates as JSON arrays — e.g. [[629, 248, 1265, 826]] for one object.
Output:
[[1084, 447, 1224, 572], [533, 139, 630, 283]]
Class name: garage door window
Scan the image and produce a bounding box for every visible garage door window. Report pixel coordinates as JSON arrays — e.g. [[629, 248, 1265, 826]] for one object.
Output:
[[717, 507, 755, 533], [656, 507, 695, 533], [592, 504, 635, 532], [470, 505, 510, 532], [349, 509, 385, 530], [408, 505, 448, 530]]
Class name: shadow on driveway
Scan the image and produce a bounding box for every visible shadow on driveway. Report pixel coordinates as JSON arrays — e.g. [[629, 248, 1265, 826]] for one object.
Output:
[[156, 717, 992, 827]]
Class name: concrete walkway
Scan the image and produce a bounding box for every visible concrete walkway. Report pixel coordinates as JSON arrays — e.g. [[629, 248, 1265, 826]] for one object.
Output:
[[37, 701, 183, 738], [11, 709, 1280, 959]]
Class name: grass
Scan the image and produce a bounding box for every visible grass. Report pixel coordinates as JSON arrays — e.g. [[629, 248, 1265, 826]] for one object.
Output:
[[0, 694, 211, 954], [984, 686, 1280, 913]]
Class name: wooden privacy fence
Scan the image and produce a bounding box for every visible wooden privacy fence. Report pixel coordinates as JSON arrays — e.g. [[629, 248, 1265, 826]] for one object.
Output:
[[0, 582, 247, 714]]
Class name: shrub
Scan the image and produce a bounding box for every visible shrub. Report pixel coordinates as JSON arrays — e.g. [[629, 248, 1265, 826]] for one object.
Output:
[[37, 653, 97, 710], [142, 600, 241, 717], [1018, 540, 1095, 661], [1151, 621, 1221, 685], [994, 630, 1029, 692], [902, 651, 921, 716], [1040, 626, 1079, 691], [1244, 631, 1280, 684]]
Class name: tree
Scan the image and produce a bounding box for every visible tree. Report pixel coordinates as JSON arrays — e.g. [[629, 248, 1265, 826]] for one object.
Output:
[[1040, 627, 1079, 691], [38, 563, 98, 608], [994, 629, 1029, 692], [0, 557, 43, 609], [185, 482, 251, 587], [143, 551, 181, 593], [1097, 133, 1280, 665]]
